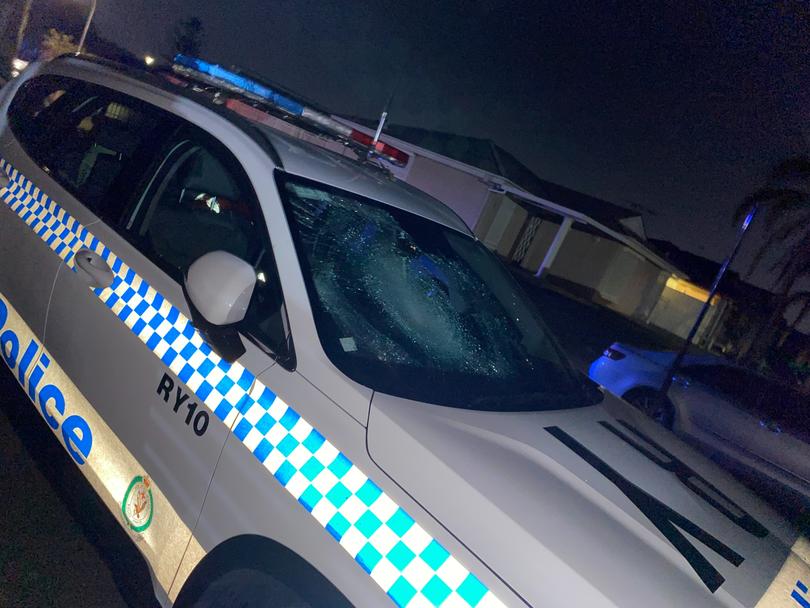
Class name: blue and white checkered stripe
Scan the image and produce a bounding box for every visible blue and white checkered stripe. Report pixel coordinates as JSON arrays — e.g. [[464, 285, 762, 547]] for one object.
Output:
[[0, 159, 506, 608]]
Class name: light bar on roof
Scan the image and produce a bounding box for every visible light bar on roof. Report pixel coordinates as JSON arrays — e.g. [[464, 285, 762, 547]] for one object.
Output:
[[174, 54, 305, 115], [172, 54, 409, 167]]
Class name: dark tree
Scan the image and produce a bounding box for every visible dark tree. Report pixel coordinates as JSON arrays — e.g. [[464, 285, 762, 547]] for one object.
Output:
[[735, 156, 810, 364], [172, 16, 204, 56]]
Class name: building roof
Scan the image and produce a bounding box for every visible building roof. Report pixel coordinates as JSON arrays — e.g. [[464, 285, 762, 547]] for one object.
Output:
[[348, 120, 641, 231]]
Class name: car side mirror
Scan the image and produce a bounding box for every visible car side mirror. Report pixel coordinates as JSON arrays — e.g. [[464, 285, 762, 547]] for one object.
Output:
[[186, 251, 256, 325], [184, 251, 256, 362]]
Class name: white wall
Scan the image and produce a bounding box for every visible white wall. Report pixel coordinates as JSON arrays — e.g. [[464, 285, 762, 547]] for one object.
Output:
[[481, 196, 516, 249], [548, 229, 615, 290], [647, 286, 722, 340], [596, 247, 666, 319], [404, 155, 492, 229]]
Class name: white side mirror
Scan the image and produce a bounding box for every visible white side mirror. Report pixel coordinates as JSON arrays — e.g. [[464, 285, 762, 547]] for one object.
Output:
[[185, 251, 256, 326]]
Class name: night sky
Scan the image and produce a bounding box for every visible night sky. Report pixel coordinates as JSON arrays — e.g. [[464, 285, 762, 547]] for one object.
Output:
[[26, 1, 810, 293]]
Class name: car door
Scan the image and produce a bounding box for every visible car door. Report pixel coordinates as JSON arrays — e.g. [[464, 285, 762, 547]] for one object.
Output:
[[674, 364, 810, 488], [0, 75, 68, 341], [749, 382, 810, 486], [672, 364, 765, 455], [4, 73, 205, 592], [15, 73, 288, 597]]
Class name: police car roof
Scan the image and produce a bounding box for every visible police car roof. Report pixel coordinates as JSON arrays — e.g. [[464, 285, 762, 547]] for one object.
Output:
[[55, 55, 471, 236], [257, 126, 472, 235]]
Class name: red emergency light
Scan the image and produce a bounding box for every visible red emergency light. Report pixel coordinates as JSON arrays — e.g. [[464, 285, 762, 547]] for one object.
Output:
[[348, 130, 410, 166]]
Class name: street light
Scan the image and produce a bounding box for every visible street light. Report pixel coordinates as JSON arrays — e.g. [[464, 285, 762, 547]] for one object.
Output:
[[11, 58, 29, 77], [75, 0, 98, 55], [658, 203, 759, 398]]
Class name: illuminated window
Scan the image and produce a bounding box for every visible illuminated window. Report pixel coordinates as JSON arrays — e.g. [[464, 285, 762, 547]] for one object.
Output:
[[665, 276, 720, 305]]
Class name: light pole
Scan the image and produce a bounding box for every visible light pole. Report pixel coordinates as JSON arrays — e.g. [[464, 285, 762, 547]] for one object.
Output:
[[658, 203, 759, 399], [15, 0, 33, 60], [76, 0, 98, 55]]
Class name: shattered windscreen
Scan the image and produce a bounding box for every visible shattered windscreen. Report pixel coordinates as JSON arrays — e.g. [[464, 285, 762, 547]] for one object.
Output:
[[278, 173, 599, 411]]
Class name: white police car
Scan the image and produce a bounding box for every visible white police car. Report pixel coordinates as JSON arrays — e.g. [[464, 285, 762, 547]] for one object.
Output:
[[0, 54, 808, 608]]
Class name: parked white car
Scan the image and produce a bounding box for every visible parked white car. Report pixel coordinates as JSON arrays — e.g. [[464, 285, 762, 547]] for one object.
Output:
[[590, 342, 810, 511], [1, 55, 809, 608]]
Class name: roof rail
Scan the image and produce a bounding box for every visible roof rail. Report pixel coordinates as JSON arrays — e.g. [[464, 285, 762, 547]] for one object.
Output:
[[170, 55, 409, 167], [59, 52, 151, 79]]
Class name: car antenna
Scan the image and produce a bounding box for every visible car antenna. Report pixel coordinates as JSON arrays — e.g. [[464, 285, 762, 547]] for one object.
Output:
[[371, 92, 394, 150]]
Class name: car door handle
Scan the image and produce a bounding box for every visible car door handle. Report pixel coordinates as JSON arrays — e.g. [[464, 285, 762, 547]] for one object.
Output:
[[759, 418, 782, 434], [74, 249, 115, 289]]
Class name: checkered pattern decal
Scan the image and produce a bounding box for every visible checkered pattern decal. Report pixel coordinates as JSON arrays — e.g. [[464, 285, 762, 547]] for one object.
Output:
[[0, 159, 506, 608]]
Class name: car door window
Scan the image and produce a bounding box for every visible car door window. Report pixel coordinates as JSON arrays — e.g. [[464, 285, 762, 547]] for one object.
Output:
[[134, 143, 256, 275], [8, 74, 167, 222], [681, 364, 765, 415], [125, 131, 291, 362], [767, 384, 810, 436], [681, 364, 808, 425]]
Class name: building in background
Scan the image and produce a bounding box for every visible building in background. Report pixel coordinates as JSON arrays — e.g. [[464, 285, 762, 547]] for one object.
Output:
[[337, 118, 731, 347]]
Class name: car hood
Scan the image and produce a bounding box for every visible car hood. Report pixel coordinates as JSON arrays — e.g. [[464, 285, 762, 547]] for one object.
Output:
[[367, 390, 810, 607]]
